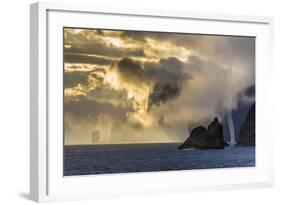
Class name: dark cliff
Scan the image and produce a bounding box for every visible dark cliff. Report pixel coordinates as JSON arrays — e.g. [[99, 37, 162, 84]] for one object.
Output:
[[178, 118, 225, 150], [236, 103, 255, 146]]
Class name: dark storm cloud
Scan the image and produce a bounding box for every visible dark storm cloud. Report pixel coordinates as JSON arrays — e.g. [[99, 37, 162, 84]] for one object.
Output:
[[115, 57, 188, 84], [147, 57, 188, 83], [114, 57, 190, 110], [146, 58, 189, 109], [148, 83, 181, 109], [115, 58, 147, 83]]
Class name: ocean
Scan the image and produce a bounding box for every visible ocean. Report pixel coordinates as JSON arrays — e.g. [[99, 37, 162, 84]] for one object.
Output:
[[64, 143, 255, 176]]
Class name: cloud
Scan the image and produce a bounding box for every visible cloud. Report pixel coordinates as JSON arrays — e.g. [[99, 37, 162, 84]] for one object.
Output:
[[64, 28, 146, 60], [147, 57, 187, 83], [113, 57, 190, 109], [63, 28, 255, 144], [64, 53, 112, 65], [148, 83, 181, 109], [64, 71, 89, 88], [64, 95, 133, 123], [115, 57, 147, 83], [149, 53, 255, 130], [64, 67, 107, 89], [64, 43, 146, 59], [146, 58, 189, 109]]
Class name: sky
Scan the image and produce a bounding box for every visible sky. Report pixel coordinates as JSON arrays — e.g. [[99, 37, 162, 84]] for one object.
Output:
[[63, 28, 255, 145]]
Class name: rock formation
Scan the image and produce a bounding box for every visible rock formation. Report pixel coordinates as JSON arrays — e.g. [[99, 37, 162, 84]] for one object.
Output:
[[178, 117, 225, 150], [236, 103, 255, 146]]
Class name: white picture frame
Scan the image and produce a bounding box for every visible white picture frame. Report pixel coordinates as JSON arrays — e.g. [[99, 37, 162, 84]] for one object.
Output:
[[30, 1, 274, 202]]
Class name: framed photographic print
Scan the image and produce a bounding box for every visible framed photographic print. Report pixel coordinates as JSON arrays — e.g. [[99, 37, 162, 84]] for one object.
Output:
[[30, 2, 274, 202]]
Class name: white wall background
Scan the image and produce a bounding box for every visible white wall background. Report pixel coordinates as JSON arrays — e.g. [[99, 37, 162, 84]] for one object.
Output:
[[0, 0, 280, 204]]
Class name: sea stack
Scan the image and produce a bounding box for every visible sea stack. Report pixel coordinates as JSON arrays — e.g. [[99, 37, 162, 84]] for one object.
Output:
[[236, 103, 255, 146], [178, 117, 225, 150]]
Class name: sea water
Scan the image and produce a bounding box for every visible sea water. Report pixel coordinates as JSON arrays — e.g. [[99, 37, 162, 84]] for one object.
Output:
[[64, 143, 255, 176]]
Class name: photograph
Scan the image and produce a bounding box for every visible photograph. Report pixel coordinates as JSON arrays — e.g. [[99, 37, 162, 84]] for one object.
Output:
[[63, 27, 255, 176]]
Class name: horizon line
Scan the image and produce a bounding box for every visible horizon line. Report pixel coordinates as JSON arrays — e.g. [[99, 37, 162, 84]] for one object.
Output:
[[64, 141, 182, 146]]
